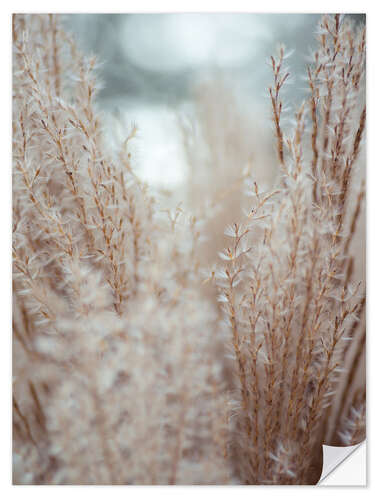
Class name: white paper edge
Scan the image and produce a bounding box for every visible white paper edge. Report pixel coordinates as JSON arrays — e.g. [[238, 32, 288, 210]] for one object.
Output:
[[318, 440, 366, 485]]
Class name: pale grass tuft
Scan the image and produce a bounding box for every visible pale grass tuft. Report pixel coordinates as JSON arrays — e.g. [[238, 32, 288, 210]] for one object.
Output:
[[13, 13, 365, 485]]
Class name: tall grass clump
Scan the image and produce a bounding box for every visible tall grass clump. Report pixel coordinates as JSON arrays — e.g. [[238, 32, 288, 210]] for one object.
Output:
[[12, 14, 228, 485], [215, 14, 365, 484], [13, 13, 365, 485]]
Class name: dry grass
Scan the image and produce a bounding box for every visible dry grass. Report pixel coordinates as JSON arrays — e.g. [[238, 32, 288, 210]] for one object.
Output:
[[214, 14, 366, 484], [12, 13, 365, 485], [12, 13, 228, 485]]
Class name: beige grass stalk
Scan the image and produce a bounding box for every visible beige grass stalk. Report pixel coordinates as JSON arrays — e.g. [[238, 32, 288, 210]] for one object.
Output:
[[216, 14, 366, 484], [13, 14, 228, 485], [13, 13, 365, 486]]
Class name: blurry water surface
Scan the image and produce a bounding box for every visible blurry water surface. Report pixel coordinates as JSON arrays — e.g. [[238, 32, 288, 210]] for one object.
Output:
[[66, 14, 364, 189]]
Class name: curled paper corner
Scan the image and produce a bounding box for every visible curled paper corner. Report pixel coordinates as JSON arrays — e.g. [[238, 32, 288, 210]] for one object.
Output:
[[318, 440, 366, 485]]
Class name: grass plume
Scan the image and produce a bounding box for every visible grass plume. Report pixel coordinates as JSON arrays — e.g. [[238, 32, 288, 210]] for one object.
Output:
[[13, 13, 365, 485]]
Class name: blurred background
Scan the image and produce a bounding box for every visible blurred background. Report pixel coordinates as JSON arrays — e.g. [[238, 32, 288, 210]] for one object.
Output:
[[65, 14, 365, 192]]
